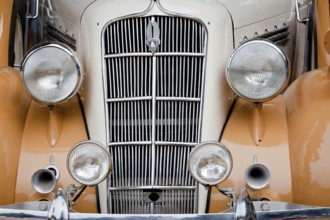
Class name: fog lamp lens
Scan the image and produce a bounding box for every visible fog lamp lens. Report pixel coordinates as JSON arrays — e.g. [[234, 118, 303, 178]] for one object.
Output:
[[226, 40, 289, 102], [21, 42, 83, 105], [188, 142, 233, 185], [67, 141, 112, 185]]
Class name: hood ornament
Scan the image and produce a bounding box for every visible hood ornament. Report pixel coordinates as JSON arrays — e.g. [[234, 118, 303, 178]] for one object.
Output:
[[146, 17, 160, 55]]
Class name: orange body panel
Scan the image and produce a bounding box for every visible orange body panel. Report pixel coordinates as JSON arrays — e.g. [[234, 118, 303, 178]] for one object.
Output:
[[209, 96, 292, 212], [284, 67, 330, 206], [0, 66, 30, 205], [282, 0, 330, 207], [0, 0, 12, 65], [14, 98, 98, 213]]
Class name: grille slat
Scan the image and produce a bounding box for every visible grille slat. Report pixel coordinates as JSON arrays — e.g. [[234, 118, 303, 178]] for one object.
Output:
[[103, 16, 206, 214], [110, 189, 196, 214]]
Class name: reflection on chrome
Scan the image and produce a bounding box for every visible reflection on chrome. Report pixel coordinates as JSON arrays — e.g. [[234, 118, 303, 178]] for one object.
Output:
[[2, 188, 330, 219], [235, 188, 257, 220]]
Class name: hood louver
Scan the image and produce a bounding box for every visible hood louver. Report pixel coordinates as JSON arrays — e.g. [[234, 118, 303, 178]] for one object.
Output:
[[257, 26, 290, 46]]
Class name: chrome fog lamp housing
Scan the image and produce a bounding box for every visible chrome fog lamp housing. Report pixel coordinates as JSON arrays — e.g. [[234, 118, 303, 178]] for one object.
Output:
[[188, 142, 233, 186], [67, 141, 112, 186], [21, 42, 83, 105], [226, 40, 289, 102]]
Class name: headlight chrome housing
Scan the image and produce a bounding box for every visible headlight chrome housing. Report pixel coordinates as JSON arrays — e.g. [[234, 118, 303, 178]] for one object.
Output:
[[226, 40, 289, 102], [21, 42, 83, 105], [188, 142, 233, 186], [67, 141, 112, 186]]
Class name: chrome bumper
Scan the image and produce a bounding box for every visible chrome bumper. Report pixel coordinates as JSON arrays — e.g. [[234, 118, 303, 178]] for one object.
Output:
[[1, 189, 330, 220], [1, 206, 330, 219]]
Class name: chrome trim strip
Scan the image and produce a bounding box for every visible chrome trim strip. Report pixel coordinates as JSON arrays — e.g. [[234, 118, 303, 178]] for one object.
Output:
[[155, 53, 205, 57], [26, 0, 39, 19], [199, 27, 208, 144], [151, 54, 157, 187], [295, 0, 309, 23], [108, 141, 197, 146], [106, 96, 201, 103], [108, 186, 197, 191], [104, 53, 153, 58], [106, 97, 152, 102], [155, 141, 197, 146], [108, 141, 152, 146], [104, 52, 205, 58], [156, 0, 208, 29], [156, 97, 201, 102]]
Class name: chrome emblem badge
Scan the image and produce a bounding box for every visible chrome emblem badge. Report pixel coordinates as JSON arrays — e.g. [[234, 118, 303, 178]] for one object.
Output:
[[146, 18, 160, 55]]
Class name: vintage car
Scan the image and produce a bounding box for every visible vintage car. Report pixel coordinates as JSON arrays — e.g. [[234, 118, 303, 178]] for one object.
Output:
[[1, 0, 330, 219]]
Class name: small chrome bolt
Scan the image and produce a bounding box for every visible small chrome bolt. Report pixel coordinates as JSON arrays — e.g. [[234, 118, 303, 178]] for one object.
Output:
[[39, 202, 48, 211], [260, 202, 270, 211]]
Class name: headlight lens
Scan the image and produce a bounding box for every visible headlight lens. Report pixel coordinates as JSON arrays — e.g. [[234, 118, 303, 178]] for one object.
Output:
[[67, 141, 112, 185], [21, 42, 83, 105], [188, 142, 233, 185], [226, 40, 289, 102]]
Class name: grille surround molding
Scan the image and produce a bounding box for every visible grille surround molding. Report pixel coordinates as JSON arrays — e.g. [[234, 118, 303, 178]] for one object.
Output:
[[101, 11, 208, 214]]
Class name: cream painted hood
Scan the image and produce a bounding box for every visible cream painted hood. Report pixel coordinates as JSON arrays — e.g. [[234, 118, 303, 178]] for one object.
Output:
[[217, 0, 295, 28]]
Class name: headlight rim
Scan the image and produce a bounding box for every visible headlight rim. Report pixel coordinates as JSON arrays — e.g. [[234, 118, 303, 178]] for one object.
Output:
[[20, 42, 83, 105], [67, 140, 112, 186], [226, 39, 290, 103], [188, 141, 233, 186]]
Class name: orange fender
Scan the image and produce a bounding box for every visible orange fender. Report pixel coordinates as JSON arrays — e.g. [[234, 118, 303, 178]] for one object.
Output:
[[0, 65, 30, 205], [14, 97, 99, 213], [209, 96, 293, 212], [0, 0, 13, 65], [284, 67, 330, 206]]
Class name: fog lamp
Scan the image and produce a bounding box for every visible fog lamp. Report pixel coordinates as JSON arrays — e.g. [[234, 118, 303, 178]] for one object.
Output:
[[188, 142, 233, 185], [21, 42, 83, 105], [226, 40, 289, 102], [67, 141, 112, 185]]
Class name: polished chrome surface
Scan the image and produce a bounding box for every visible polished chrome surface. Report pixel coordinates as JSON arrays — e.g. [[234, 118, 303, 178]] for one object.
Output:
[[1, 201, 52, 211], [26, 0, 39, 19], [245, 163, 270, 190], [226, 39, 290, 102], [235, 189, 257, 220], [295, 0, 309, 23], [0, 189, 329, 218], [3, 200, 330, 219], [188, 142, 233, 186], [67, 140, 112, 186], [103, 15, 207, 214], [20, 42, 83, 105], [47, 188, 69, 220], [146, 18, 161, 55], [31, 168, 57, 194], [0, 189, 329, 219]]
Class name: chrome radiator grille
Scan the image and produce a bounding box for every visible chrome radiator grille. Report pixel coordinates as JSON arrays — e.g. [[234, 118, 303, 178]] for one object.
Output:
[[103, 16, 207, 214]]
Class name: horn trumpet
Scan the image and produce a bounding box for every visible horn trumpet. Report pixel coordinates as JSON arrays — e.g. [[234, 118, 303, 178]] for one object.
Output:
[[31, 165, 59, 194], [245, 163, 270, 190]]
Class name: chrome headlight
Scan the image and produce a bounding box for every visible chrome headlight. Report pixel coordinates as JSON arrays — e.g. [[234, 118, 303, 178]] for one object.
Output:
[[188, 142, 233, 186], [21, 42, 83, 105], [67, 141, 112, 186], [226, 40, 289, 102]]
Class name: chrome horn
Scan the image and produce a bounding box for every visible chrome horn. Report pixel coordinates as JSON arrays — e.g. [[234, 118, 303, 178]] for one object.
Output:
[[245, 156, 270, 190], [31, 156, 60, 194]]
